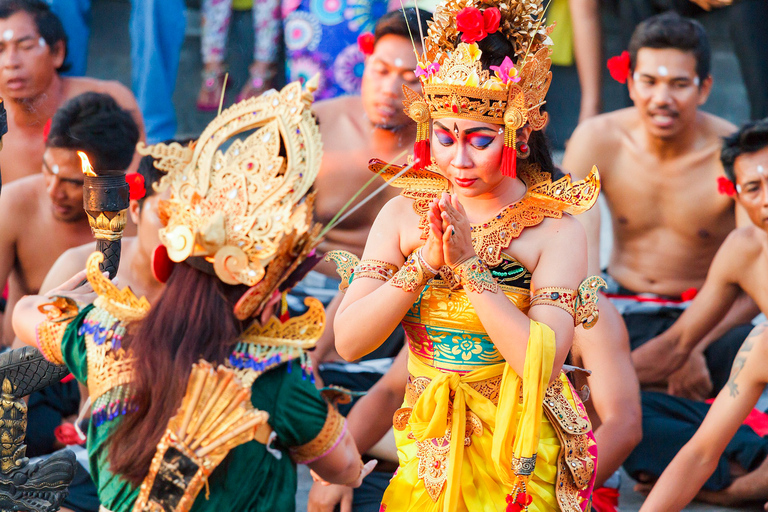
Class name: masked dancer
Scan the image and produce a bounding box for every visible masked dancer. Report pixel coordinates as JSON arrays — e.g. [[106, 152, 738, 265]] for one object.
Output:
[[326, 0, 603, 510], [11, 79, 373, 512]]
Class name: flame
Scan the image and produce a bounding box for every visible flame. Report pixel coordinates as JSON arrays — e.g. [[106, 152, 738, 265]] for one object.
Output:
[[77, 151, 97, 177]]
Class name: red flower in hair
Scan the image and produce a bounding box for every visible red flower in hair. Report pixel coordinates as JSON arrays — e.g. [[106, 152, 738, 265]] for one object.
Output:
[[483, 7, 501, 35], [357, 32, 375, 56], [42, 118, 52, 142], [126, 173, 146, 201], [457, 6, 501, 43], [607, 51, 631, 84], [717, 176, 736, 197]]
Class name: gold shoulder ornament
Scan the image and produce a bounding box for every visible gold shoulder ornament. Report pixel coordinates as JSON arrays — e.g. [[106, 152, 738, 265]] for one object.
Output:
[[87, 251, 150, 324], [134, 361, 270, 512]]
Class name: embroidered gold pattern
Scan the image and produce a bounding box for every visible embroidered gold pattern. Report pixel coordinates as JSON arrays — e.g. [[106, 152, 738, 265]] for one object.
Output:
[[324, 250, 359, 292], [543, 379, 596, 512], [453, 256, 499, 294], [531, 287, 576, 321], [576, 276, 607, 329], [390, 250, 437, 292], [35, 321, 67, 365], [290, 403, 346, 464], [87, 252, 150, 324], [415, 433, 451, 502], [355, 259, 400, 283]]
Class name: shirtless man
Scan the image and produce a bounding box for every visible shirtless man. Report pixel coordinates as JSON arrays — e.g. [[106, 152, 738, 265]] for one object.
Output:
[[563, 12, 762, 498], [0, 0, 144, 185], [40, 150, 166, 302], [563, 12, 753, 397], [638, 119, 768, 510], [0, 92, 139, 350]]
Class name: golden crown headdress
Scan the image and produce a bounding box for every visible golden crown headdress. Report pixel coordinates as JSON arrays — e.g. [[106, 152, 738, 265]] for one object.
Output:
[[137, 78, 323, 319], [405, 0, 554, 178]]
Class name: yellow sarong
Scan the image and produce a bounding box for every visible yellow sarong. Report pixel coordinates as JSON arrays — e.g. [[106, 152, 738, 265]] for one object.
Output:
[[381, 320, 562, 512]]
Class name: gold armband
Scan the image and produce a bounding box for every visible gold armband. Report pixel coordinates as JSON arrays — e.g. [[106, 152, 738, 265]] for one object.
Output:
[[289, 403, 347, 464], [531, 276, 607, 329], [353, 259, 400, 282], [35, 296, 80, 365], [452, 256, 498, 294], [389, 249, 436, 292], [530, 288, 577, 323]]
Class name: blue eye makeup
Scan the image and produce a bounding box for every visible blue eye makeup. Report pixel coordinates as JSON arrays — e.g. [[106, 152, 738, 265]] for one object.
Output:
[[467, 134, 495, 149], [435, 130, 454, 146]]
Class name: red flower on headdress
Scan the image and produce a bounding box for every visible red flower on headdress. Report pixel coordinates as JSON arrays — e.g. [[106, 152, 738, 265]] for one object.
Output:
[[717, 176, 736, 197], [607, 51, 631, 84], [357, 32, 375, 56], [456, 6, 500, 43], [126, 172, 146, 201], [42, 118, 52, 142]]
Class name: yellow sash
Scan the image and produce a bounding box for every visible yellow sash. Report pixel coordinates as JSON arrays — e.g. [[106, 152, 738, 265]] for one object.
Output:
[[406, 320, 556, 512]]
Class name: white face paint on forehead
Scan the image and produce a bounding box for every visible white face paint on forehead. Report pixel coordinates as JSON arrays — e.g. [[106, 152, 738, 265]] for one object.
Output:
[[2, 30, 12, 41], [394, 58, 403, 68], [39, 37, 45, 47], [657, 66, 668, 77], [51, 164, 59, 175], [758, 165, 766, 176]]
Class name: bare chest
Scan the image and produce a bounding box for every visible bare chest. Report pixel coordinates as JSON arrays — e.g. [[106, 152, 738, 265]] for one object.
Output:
[[603, 154, 734, 240], [0, 131, 44, 185], [15, 216, 93, 294]]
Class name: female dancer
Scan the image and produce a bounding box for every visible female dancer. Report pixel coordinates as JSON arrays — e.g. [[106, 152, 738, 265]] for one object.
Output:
[[327, 0, 603, 510], [12, 80, 372, 511]]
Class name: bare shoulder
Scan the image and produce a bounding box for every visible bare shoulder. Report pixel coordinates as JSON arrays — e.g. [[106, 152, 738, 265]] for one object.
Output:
[[721, 226, 766, 262], [314, 96, 361, 125], [0, 174, 43, 212], [699, 111, 737, 139], [539, 213, 587, 240], [563, 109, 634, 177], [64, 77, 138, 107]]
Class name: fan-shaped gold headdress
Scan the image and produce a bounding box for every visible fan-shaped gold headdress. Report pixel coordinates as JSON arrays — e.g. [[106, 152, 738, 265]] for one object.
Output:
[[138, 79, 323, 318], [405, 0, 554, 178]]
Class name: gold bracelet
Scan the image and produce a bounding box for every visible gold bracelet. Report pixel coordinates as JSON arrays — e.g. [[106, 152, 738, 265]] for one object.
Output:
[[530, 287, 577, 324], [389, 250, 436, 292], [353, 260, 400, 282], [35, 296, 80, 365], [452, 256, 498, 294]]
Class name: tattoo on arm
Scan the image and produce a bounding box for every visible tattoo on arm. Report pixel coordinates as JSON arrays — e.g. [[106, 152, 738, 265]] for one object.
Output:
[[726, 323, 765, 397]]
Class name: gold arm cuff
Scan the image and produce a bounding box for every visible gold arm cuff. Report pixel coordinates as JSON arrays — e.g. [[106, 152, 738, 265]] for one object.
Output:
[[353, 259, 400, 282], [530, 287, 577, 324], [452, 256, 498, 294], [389, 250, 436, 292], [34, 296, 80, 365], [35, 320, 68, 365], [289, 403, 347, 464]]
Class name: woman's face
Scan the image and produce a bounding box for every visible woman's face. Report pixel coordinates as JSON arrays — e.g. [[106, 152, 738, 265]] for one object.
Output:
[[431, 117, 505, 196]]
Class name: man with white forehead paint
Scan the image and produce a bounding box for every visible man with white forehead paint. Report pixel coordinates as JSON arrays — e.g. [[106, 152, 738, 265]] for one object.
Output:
[[0, 0, 144, 186], [563, 12, 766, 504]]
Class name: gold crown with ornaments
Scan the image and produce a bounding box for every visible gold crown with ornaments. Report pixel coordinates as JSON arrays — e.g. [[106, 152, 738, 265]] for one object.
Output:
[[404, 0, 554, 178]]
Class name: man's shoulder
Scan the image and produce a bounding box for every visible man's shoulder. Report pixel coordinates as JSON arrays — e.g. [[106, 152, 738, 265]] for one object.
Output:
[[564, 109, 636, 177], [0, 174, 43, 206], [571, 108, 635, 143], [697, 111, 738, 140], [63, 77, 136, 104], [723, 226, 767, 259], [314, 95, 361, 119]]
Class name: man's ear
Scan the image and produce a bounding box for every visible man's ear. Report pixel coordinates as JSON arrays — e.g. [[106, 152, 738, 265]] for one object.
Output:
[[697, 75, 713, 106], [129, 199, 140, 225], [50, 40, 65, 69]]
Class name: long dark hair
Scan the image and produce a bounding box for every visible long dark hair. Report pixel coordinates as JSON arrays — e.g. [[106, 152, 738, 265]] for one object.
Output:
[[108, 263, 249, 484]]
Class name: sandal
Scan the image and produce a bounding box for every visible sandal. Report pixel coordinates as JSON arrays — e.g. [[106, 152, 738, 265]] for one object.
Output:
[[196, 68, 228, 111], [236, 63, 276, 103]]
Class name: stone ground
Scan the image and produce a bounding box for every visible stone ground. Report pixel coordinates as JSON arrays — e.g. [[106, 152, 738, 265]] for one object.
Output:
[[85, 1, 757, 510]]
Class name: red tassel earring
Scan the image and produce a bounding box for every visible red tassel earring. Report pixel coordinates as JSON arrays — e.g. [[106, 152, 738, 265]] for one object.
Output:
[[409, 102, 431, 169], [500, 123, 517, 178]]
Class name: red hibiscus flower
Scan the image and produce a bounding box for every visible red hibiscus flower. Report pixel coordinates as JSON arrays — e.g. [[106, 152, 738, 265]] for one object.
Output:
[[457, 7, 485, 43], [357, 32, 375, 56], [607, 50, 631, 84], [126, 172, 146, 201], [717, 176, 736, 197], [483, 7, 501, 35]]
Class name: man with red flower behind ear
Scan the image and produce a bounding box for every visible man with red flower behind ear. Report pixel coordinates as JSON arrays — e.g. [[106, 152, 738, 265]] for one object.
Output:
[[564, 12, 766, 501]]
